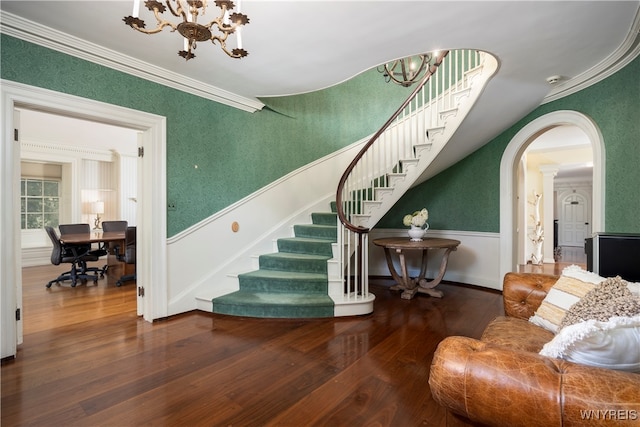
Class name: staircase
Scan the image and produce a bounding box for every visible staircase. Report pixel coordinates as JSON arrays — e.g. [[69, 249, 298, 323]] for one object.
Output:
[[212, 209, 338, 318], [210, 49, 498, 318], [335, 50, 498, 312]]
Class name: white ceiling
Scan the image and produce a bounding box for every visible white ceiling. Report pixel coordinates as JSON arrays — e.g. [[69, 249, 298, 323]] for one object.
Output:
[[2, 1, 639, 180], [528, 125, 593, 181]]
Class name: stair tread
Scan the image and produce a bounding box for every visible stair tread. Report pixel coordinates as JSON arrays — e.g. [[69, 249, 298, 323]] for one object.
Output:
[[279, 236, 335, 243], [213, 291, 333, 306], [239, 269, 327, 280], [295, 224, 336, 230], [262, 252, 331, 261]]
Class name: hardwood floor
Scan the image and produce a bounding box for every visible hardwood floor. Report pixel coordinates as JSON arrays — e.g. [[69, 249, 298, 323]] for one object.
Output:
[[2, 264, 503, 426], [518, 245, 587, 276]]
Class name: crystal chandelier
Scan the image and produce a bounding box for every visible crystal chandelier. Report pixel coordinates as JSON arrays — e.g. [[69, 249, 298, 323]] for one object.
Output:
[[378, 53, 434, 87], [123, 0, 249, 61]]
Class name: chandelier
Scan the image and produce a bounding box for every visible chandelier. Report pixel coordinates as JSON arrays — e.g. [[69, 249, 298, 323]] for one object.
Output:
[[123, 0, 249, 61], [378, 53, 434, 87]]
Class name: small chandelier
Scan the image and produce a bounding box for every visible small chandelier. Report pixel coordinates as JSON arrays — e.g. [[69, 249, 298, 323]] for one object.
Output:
[[378, 53, 433, 87], [123, 0, 249, 61]]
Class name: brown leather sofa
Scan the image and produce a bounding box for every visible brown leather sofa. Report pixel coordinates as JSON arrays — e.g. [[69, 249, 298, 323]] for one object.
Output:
[[429, 272, 640, 427]]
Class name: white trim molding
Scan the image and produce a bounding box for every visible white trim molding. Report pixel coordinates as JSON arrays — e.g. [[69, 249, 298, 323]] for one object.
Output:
[[543, 7, 640, 103], [21, 140, 116, 162], [500, 110, 605, 280], [1, 80, 168, 358]]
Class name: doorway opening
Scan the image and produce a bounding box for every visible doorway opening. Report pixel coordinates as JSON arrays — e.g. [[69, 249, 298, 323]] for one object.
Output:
[[518, 125, 593, 273], [1, 80, 168, 359], [499, 111, 605, 280], [18, 107, 140, 337]]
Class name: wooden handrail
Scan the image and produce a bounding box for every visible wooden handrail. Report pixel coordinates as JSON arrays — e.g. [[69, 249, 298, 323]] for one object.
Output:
[[335, 50, 449, 233]]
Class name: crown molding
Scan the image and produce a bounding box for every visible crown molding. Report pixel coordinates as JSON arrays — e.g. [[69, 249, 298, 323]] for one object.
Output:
[[543, 7, 640, 104], [3, 7, 638, 111], [0, 11, 264, 113], [21, 139, 115, 162]]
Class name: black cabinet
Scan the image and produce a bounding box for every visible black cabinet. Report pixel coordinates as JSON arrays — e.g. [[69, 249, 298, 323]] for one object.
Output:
[[585, 233, 640, 282]]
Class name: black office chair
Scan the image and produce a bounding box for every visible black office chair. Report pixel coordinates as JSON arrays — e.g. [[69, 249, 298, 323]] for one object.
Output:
[[116, 226, 136, 287], [45, 226, 100, 288], [101, 220, 128, 254], [58, 223, 108, 277]]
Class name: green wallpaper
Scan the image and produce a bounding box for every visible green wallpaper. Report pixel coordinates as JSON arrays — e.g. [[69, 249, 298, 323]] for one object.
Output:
[[4, 32, 638, 236], [377, 55, 640, 233], [1, 34, 410, 236]]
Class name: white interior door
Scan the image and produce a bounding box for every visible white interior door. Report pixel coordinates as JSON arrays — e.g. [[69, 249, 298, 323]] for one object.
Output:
[[14, 109, 23, 346], [136, 138, 144, 316], [560, 192, 590, 247]]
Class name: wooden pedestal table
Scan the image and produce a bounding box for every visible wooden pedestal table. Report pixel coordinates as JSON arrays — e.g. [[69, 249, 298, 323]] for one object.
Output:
[[373, 237, 461, 299]]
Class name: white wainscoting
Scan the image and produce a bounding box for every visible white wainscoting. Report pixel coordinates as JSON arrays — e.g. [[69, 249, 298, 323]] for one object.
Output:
[[168, 136, 371, 316], [22, 246, 52, 267], [368, 228, 502, 291], [166, 139, 504, 315]]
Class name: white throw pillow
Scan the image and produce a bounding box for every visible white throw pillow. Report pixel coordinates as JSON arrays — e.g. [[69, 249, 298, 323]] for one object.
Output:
[[529, 265, 603, 333], [539, 315, 640, 372]]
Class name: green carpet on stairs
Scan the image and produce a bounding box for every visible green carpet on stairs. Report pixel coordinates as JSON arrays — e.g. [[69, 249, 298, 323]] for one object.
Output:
[[212, 206, 337, 318]]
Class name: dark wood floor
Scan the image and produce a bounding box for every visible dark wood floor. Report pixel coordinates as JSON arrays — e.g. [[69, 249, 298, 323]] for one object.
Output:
[[2, 263, 505, 426]]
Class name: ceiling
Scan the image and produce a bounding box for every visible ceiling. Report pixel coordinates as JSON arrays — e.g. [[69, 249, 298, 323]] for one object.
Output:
[[2, 1, 639, 180], [528, 125, 593, 181]]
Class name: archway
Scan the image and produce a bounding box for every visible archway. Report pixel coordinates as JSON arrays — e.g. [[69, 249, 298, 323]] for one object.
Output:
[[499, 110, 605, 281]]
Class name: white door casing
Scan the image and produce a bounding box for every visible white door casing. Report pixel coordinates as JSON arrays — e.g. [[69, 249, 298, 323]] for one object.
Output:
[[1, 80, 168, 359]]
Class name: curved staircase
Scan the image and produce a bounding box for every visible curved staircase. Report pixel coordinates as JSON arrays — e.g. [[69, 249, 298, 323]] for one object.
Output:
[[211, 50, 498, 318]]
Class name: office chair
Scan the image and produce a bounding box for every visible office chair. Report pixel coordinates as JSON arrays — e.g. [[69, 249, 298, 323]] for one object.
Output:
[[45, 226, 100, 288], [58, 223, 108, 277], [101, 220, 128, 254], [115, 226, 136, 287]]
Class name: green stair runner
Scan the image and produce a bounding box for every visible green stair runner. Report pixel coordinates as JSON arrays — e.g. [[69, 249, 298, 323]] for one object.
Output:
[[212, 207, 337, 318]]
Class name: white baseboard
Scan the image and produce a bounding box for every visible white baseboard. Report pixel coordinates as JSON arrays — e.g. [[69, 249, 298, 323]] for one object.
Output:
[[22, 247, 51, 267]]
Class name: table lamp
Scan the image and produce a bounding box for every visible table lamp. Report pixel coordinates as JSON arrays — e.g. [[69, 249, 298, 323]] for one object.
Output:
[[92, 201, 104, 229]]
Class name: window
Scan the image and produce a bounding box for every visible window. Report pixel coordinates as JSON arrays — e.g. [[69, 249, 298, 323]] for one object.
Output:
[[21, 179, 60, 230]]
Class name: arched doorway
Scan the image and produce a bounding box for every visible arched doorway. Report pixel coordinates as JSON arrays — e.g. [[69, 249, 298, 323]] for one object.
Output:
[[499, 110, 605, 280]]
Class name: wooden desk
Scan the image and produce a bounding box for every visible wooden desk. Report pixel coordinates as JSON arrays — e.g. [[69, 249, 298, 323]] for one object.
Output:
[[373, 237, 460, 299], [60, 231, 133, 275]]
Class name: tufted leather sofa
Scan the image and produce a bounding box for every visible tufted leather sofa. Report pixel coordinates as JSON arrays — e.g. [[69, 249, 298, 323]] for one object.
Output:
[[429, 272, 640, 427]]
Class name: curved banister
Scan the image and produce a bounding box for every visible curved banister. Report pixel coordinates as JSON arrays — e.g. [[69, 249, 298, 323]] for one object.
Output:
[[336, 50, 449, 233], [331, 49, 487, 315]]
